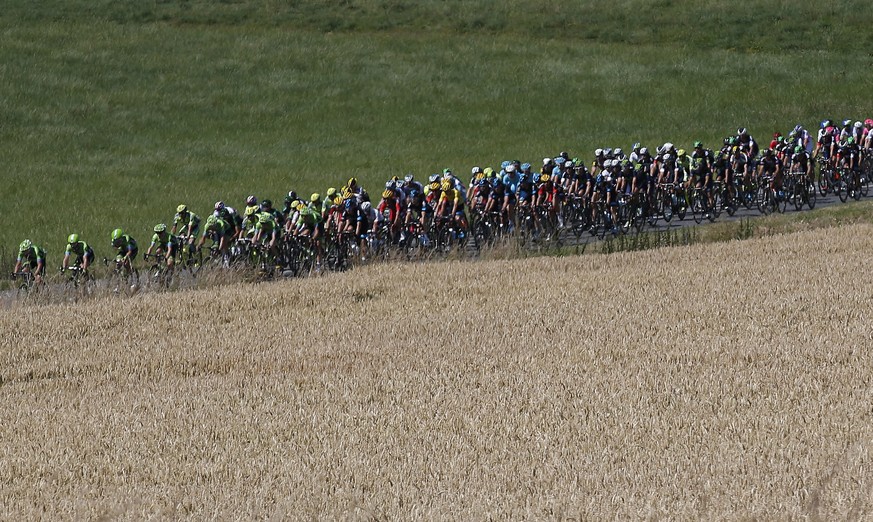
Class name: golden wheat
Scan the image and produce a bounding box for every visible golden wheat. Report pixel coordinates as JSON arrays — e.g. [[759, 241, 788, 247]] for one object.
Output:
[[2, 225, 873, 519]]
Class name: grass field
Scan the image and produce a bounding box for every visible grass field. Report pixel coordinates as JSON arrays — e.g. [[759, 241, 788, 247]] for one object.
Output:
[[1, 1, 872, 259], [2, 224, 873, 518]]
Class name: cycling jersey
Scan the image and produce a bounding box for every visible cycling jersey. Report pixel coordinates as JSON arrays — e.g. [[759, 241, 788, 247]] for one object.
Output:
[[65, 240, 93, 258], [151, 232, 180, 252], [174, 211, 201, 234], [18, 245, 46, 264]]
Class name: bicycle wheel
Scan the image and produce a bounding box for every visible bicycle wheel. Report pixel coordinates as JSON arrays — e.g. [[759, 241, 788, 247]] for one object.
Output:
[[756, 185, 772, 215], [691, 192, 705, 224], [836, 178, 849, 202], [776, 190, 787, 213], [860, 173, 870, 197], [792, 182, 804, 211], [661, 192, 673, 223]]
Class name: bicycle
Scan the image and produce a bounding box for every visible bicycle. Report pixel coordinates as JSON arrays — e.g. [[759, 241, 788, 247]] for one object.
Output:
[[104, 257, 140, 294], [11, 271, 36, 298]]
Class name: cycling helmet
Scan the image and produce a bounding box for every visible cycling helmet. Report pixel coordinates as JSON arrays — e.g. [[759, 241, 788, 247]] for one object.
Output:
[[483, 167, 494, 177], [261, 199, 272, 209], [111, 229, 124, 242], [640, 147, 649, 156], [153, 223, 167, 233], [258, 213, 270, 224], [310, 193, 320, 203], [205, 215, 218, 228], [542, 157, 551, 166], [404, 173, 414, 184], [693, 140, 703, 148], [176, 204, 187, 213], [361, 201, 372, 212], [246, 195, 257, 206], [429, 181, 439, 191], [333, 195, 342, 205], [794, 124, 803, 133], [382, 189, 393, 199], [326, 187, 337, 198], [663, 142, 674, 151], [564, 161, 574, 169], [842, 119, 852, 127], [555, 157, 566, 166], [347, 177, 358, 187], [429, 174, 440, 183], [500, 160, 511, 169], [820, 120, 829, 129], [854, 121, 863, 129], [677, 149, 686, 157], [737, 127, 748, 136], [67, 234, 79, 244], [440, 179, 452, 191], [614, 148, 623, 157], [763, 148, 773, 156], [384, 180, 395, 190], [19, 239, 32, 253], [342, 187, 353, 199], [442, 168, 452, 176], [631, 142, 641, 152], [866, 118, 873, 127], [521, 163, 531, 172], [471, 166, 482, 175], [287, 190, 297, 200], [214, 201, 225, 212], [505, 164, 516, 173], [558, 151, 569, 161]]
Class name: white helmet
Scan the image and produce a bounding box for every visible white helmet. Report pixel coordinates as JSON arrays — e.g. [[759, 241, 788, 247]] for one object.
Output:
[[595, 148, 604, 157], [505, 164, 516, 173], [663, 142, 674, 151], [361, 201, 372, 212], [640, 147, 649, 156], [471, 166, 482, 175], [855, 121, 863, 129], [614, 148, 624, 157], [542, 157, 551, 166]]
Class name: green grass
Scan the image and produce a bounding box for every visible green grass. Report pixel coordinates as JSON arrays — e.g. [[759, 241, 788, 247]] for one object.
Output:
[[1, 1, 872, 260]]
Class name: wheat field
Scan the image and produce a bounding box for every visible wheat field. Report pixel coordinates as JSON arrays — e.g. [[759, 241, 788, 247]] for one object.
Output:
[[2, 226, 873, 520]]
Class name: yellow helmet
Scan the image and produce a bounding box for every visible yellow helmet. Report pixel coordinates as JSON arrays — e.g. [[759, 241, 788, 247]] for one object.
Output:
[[429, 181, 440, 191], [342, 187, 353, 199], [382, 189, 393, 199], [326, 187, 337, 198], [176, 204, 187, 213], [333, 195, 343, 205], [540, 174, 550, 183], [678, 149, 686, 157], [310, 193, 320, 203]]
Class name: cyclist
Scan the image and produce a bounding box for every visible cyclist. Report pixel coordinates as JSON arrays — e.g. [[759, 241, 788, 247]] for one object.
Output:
[[791, 145, 813, 179], [592, 160, 619, 232], [758, 148, 783, 202], [242, 206, 259, 238], [815, 120, 837, 163], [253, 211, 281, 259], [62, 234, 94, 274], [688, 145, 714, 210], [376, 187, 402, 239], [436, 178, 468, 235], [197, 214, 233, 256], [110, 228, 139, 269], [171, 204, 201, 258], [213, 201, 243, 240], [260, 199, 284, 228], [146, 223, 180, 269], [736, 127, 759, 158], [13, 240, 46, 284]]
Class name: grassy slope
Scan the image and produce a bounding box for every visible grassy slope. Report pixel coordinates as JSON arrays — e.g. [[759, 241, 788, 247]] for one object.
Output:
[[1, 1, 872, 259], [3, 225, 873, 518]]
